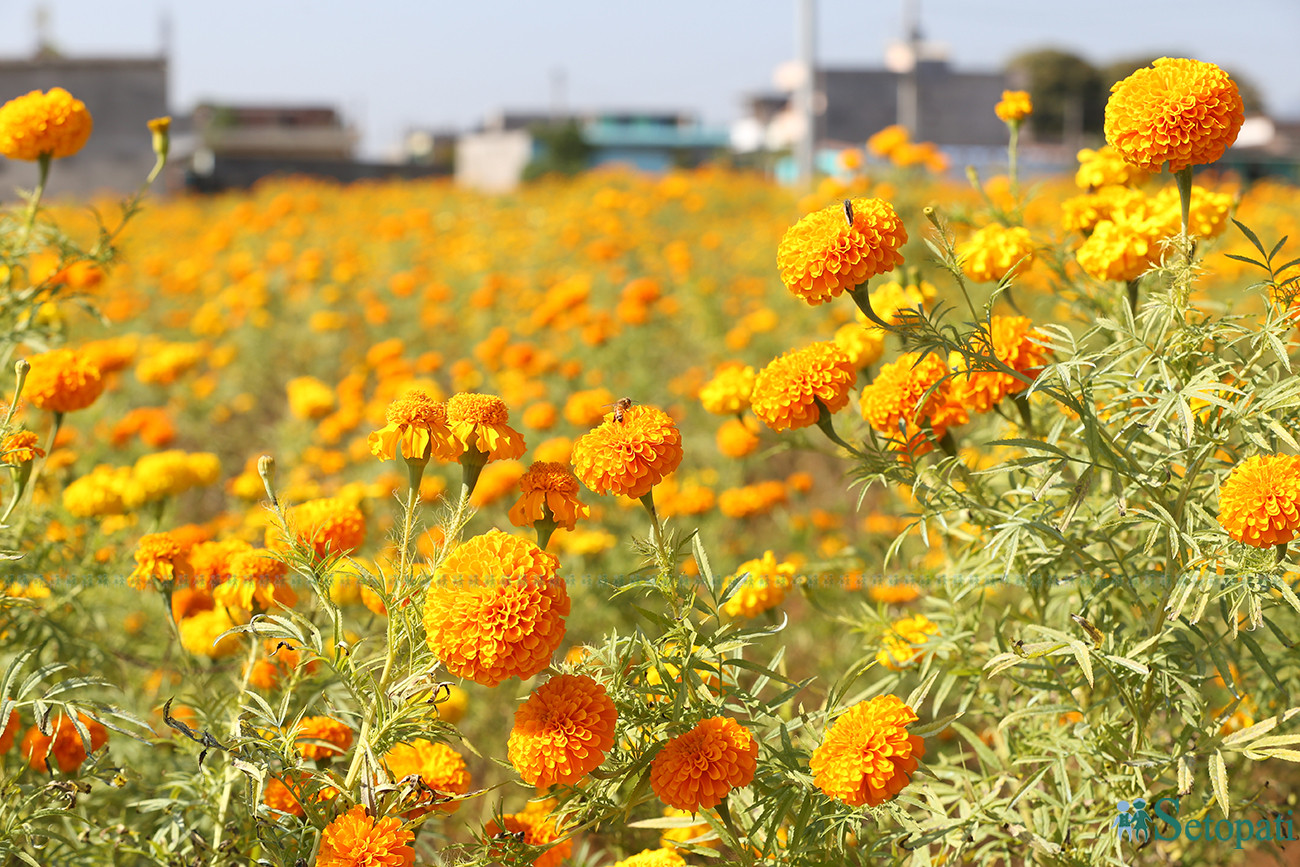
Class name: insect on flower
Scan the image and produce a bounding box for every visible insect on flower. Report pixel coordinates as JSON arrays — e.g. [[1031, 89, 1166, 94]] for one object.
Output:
[[606, 396, 635, 423], [843, 199, 854, 226]]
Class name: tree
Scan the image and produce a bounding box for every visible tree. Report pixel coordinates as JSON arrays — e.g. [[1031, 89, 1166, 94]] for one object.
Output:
[[1005, 48, 1104, 141], [522, 121, 593, 181]]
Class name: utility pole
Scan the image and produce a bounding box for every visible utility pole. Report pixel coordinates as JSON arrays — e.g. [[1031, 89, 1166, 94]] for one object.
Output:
[[795, 0, 816, 187], [897, 0, 922, 137]]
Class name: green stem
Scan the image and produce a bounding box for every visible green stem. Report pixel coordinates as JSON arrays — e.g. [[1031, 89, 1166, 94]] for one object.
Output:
[[813, 400, 865, 458], [17, 153, 51, 254], [1126, 279, 1140, 315], [847, 281, 889, 329], [1174, 165, 1194, 263], [1008, 121, 1020, 196], [211, 634, 260, 861]]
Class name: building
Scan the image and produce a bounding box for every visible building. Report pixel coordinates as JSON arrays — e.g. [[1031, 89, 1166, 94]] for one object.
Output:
[[0, 54, 167, 198]]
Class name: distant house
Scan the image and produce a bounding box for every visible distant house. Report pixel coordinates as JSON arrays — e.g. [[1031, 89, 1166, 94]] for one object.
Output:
[[456, 110, 729, 192], [0, 54, 167, 198]]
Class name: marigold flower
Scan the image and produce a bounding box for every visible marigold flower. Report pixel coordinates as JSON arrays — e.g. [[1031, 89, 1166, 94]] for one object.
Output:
[[651, 716, 758, 811], [508, 674, 617, 787], [24, 349, 104, 414], [424, 530, 569, 686], [20, 713, 108, 773], [0, 710, 19, 754], [296, 715, 354, 760], [286, 376, 335, 420], [571, 405, 683, 500], [876, 614, 940, 670], [833, 322, 885, 369], [1075, 145, 1148, 190], [1, 430, 44, 465], [958, 224, 1035, 283], [269, 497, 365, 560], [948, 316, 1050, 413], [214, 549, 296, 611], [866, 124, 909, 158], [659, 807, 718, 850], [613, 850, 688, 867], [723, 551, 798, 618], [810, 694, 925, 807], [860, 351, 968, 455], [189, 538, 254, 590], [777, 198, 907, 305], [129, 532, 195, 591], [750, 341, 856, 433], [0, 87, 93, 160], [994, 90, 1033, 123], [383, 739, 471, 815], [1218, 454, 1300, 548], [717, 480, 787, 519], [1104, 58, 1244, 173], [508, 461, 590, 531], [716, 417, 760, 459], [368, 389, 458, 463], [446, 392, 526, 461], [563, 387, 617, 427], [1075, 218, 1157, 283], [178, 607, 242, 658], [263, 774, 306, 818], [699, 363, 756, 415], [485, 801, 571, 867], [316, 804, 414, 867]]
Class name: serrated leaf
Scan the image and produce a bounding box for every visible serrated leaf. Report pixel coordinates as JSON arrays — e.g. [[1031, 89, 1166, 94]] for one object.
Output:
[[1259, 748, 1300, 762], [1209, 750, 1229, 817], [1233, 218, 1267, 258]]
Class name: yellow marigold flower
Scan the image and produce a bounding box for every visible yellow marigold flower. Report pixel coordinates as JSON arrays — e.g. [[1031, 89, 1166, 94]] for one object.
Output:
[[178, 607, 242, 658], [723, 551, 797, 618], [1152, 184, 1234, 238], [810, 694, 925, 806], [876, 614, 940, 670], [776, 197, 907, 305], [750, 341, 855, 432], [424, 530, 569, 686], [296, 715, 353, 760], [24, 349, 104, 414], [129, 532, 194, 591], [508, 461, 590, 531], [571, 405, 683, 500], [868, 581, 922, 604], [286, 376, 335, 420], [659, 807, 718, 850], [446, 392, 526, 461], [485, 801, 571, 867], [368, 389, 459, 463], [833, 322, 885, 369], [717, 480, 787, 519], [860, 351, 968, 456], [316, 804, 414, 867], [383, 739, 471, 815], [958, 224, 1035, 283], [434, 685, 469, 724], [1104, 57, 1244, 173], [651, 716, 758, 811], [994, 90, 1033, 123], [0, 88, 92, 160], [61, 466, 130, 517], [613, 849, 688, 867], [1060, 186, 1148, 236], [1075, 218, 1157, 282], [1218, 454, 1300, 548], [716, 416, 760, 459], [269, 497, 365, 560], [859, 279, 938, 325], [188, 538, 252, 590], [948, 316, 1050, 413], [699, 363, 756, 415], [1, 430, 44, 465], [470, 459, 526, 507], [1075, 145, 1148, 190], [866, 124, 909, 158], [563, 387, 616, 426], [136, 341, 206, 385], [214, 549, 296, 611], [838, 147, 863, 171], [508, 673, 617, 787]]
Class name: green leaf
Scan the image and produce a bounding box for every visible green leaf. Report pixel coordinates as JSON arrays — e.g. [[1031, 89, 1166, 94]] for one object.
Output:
[[1233, 218, 1267, 258], [1208, 750, 1230, 817]]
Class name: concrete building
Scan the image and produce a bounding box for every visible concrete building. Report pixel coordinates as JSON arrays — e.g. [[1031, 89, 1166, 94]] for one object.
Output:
[[0, 55, 167, 198]]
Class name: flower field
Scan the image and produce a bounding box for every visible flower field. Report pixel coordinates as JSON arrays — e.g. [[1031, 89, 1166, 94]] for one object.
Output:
[[2, 65, 1300, 866]]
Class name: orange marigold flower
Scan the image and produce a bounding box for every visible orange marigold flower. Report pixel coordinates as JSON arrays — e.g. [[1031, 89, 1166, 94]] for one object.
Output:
[[833, 322, 885, 369], [383, 739, 471, 815], [994, 90, 1033, 123], [777, 198, 906, 305], [129, 532, 194, 591], [810, 694, 925, 806], [214, 549, 297, 612], [424, 530, 569, 686], [860, 351, 968, 456], [650, 717, 758, 811], [716, 417, 760, 459], [188, 538, 254, 590], [296, 715, 354, 761], [508, 461, 590, 531], [20, 712, 108, 773], [269, 497, 365, 560], [866, 124, 909, 158], [1104, 57, 1244, 173], [446, 392, 526, 461], [571, 405, 683, 500], [613, 849, 688, 867], [1218, 454, 1300, 548], [750, 341, 856, 432], [876, 614, 940, 670], [699, 363, 756, 415], [263, 774, 306, 818], [485, 801, 571, 867], [508, 674, 617, 787], [1, 430, 44, 464], [0, 87, 93, 160], [0, 709, 19, 754], [368, 389, 459, 463], [722, 551, 798, 618], [24, 349, 104, 414], [958, 224, 1035, 284], [316, 804, 414, 867], [948, 316, 1050, 414]]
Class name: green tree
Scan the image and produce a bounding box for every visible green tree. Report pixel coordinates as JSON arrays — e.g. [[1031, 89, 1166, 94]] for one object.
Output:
[[1006, 48, 1104, 141], [522, 120, 593, 181]]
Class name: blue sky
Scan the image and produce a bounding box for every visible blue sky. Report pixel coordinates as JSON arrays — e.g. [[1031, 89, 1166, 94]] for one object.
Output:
[[0, 0, 1295, 158]]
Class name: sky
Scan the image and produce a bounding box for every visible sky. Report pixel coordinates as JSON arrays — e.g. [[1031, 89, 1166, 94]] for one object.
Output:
[[0, 0, 1296, 159]]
